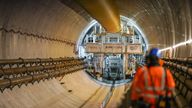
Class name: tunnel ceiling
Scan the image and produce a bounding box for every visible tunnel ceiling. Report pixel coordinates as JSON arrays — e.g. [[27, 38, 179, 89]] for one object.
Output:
[[116, 0, 192, 49], [0, 0, 89, 43], [59, 0, 91, 22], [64, 0, 191, 49], [0, 0, 191, 50]]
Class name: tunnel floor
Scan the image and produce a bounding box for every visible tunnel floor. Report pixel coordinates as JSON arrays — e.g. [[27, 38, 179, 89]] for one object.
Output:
[[0, 71, 129, 108]]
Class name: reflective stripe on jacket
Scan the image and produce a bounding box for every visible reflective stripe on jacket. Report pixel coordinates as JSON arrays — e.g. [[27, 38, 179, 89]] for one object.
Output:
[[133, 66, 175, 104], [130, 66, 144, 101]]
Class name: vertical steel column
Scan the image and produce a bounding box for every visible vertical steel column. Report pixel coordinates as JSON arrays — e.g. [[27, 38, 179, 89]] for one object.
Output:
[[124, 54, 128, 78]]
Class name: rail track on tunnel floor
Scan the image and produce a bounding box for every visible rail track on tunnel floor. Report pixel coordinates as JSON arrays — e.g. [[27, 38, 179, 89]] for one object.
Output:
[[79, 86, 102, 108], [84, 70, 133, 108], [100, 80, 116, 108], [77, 80, 121, 108]]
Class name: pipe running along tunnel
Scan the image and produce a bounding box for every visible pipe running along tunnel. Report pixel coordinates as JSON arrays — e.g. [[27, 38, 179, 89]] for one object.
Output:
[[0, 0, 191, 108]]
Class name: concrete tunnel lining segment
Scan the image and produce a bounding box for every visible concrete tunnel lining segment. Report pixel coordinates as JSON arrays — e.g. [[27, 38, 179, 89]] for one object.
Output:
[[0, 0, 192, 107]]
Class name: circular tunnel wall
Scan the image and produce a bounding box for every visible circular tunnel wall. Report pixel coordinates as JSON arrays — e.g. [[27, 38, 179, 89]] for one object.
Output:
[[0, 0, 191, 108], [0, 0, 88, 59], [0, 0, 191, 58]]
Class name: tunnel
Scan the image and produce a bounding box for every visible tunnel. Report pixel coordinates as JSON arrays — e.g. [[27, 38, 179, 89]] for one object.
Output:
[[0, 0, 191, 108]]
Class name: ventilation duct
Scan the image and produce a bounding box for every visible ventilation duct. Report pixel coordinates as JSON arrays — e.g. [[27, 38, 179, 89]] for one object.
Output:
[[75, 0, 121, 33]]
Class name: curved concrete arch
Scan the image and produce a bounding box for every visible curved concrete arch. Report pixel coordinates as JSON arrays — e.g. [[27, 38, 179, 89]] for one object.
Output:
[[77, 16, 149, 55], [76, 20, 98, 54], [0, 0, 192, 107], [117, 0, 192, 49], [0, 0, 191, 58], [0, 0, 89, 58], [0, 0, 87, 41], [121, 15, 148, 49]]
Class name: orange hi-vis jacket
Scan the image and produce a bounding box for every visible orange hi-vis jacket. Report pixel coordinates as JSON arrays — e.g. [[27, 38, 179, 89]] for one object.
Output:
[[131, 59, 165, 101], [131, 66, 175, 105], [130, 66, 143, 101], [159, 59, 164, 66]]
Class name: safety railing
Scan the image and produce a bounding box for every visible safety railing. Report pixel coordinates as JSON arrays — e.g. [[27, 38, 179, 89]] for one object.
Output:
[[0, 57, 87, 92]]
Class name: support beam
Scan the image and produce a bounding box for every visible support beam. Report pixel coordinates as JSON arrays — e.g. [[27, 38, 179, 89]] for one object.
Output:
[[75, 0, 121, 33]]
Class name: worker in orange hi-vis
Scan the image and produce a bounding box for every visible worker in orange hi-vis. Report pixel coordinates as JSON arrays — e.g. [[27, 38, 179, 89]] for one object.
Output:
[[130, 55, 150, 106], [130, 67, 143, 103], [130, 48, 175, 108]]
